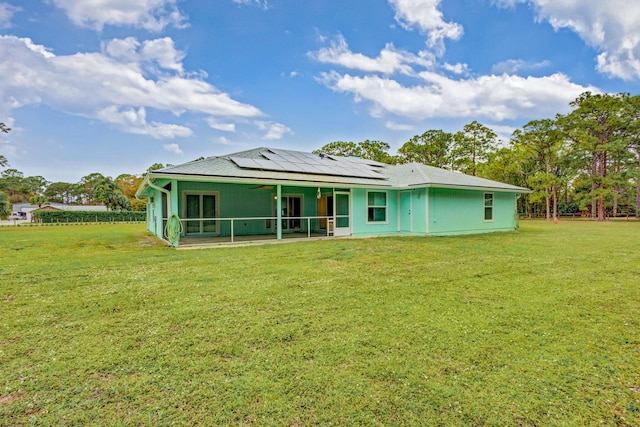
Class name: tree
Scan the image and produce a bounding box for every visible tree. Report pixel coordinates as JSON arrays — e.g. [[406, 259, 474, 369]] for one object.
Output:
[[451, 121, 497, 176], [115, 174, 145, 211], [398, 130, 453, 167], [77, 173, 106, 204], [29, 195, 48, 208], [314, 140, 396, 164], [620, 95, 640, 215], [313, 141, 359, 157], [0, 191, 9, 219], [94, 177, 132, 211], [560, 92, 628, 221], [22, 176, 49, 196], [44, 182, 76, 204], [143, 163, 167, 176], [0, 169, 25, 197], [0, 122, 9, 168], [511, 119, 565, 221]]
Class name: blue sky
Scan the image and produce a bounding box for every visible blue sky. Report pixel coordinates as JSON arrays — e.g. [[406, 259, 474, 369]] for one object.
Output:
[[1, 0, 639, 182]]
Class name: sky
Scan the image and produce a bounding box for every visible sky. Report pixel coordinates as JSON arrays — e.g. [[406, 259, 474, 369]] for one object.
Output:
[[1, 0, 640, 183]]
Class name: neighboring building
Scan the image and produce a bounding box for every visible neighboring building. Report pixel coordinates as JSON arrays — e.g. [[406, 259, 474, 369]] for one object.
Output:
[[136, 147, 531, 247], [12, 203, 108, 222]]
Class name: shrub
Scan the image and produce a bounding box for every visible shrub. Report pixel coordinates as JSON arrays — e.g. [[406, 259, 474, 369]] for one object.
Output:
[[32, 210, 145, 223]]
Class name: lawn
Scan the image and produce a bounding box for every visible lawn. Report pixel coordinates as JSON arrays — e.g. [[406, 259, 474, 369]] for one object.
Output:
[[1, 221, 639, 426]]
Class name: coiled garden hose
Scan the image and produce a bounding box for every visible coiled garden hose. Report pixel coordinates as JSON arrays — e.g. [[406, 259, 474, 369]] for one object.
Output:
[[164, 214, 183, 247]]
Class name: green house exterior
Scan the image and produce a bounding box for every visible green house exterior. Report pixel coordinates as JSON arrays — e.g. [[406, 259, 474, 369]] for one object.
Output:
[[137, 148, 530, 247]]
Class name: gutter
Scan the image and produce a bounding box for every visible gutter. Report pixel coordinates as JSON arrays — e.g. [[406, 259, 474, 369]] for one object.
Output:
[[136, 174, 172, 246]]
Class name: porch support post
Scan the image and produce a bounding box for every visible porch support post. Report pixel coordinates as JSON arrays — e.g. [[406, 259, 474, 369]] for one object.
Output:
[[276, 184, 282, 240]]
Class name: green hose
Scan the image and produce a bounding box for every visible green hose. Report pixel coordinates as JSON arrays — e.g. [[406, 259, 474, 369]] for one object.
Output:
[[164, 214, 183, 247]]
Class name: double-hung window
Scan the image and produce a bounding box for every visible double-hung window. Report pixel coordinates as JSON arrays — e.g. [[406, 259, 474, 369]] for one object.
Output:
[[367, 191, 387, 223], [484, 193, 494, 221]]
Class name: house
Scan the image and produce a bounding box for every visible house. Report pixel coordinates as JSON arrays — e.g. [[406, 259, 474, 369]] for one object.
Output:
[[12, 203, 108, 222], [136, 147, 530, 247]]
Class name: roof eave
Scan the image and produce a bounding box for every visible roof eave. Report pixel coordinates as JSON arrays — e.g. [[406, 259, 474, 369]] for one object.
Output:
[[404, 182, 532, 193], [147, 172, 393, 189]]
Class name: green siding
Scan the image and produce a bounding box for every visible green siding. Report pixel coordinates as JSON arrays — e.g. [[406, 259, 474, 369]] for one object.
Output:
[[176, 182, 322, 237], [352, 188, 399, 236], [144, 179, 519, 241], [428, 188, 516, 235]]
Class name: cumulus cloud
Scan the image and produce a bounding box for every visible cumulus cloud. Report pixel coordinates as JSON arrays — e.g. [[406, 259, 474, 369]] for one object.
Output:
[[0, 35, 263, 138], [308, 35, 434, 75], [163, 143, 184, 155], [256, 121, 293, 140], [310, 33, 595, 123], [319, 70, 596, 121], [50, 0, 187, 31], [387, 0, 463, 51], [96, 106, 192, 139], [493, 0, 640, 80]]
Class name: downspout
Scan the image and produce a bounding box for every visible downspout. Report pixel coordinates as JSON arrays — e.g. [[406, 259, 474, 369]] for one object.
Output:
[[145, 176, 181, 247]]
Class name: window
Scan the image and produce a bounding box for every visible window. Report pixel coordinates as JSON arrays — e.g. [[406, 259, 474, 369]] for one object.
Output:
[[484, 193, 494, 221], [367, 191, 387, 223]]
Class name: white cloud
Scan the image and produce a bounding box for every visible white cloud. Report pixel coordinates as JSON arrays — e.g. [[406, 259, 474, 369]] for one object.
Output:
[[493, 0, 640, 80], [387, 0, 463, 51], [319, 70, 596, 121], [232, 0, 269, 10], [163, 143, 183, 154], [50, 0, 187, 31], [442, 62, 469, 75], [0, 2, 20, 29], [256, 121, 292, 140], [96, 106, 192, 138], [0, 36, 263, 138], [386, 121, 416, 131], [206, 118, 236, 132], [491, 59, 551, 75], [103, 37, 185, 75], [309, 35, 434, 75]]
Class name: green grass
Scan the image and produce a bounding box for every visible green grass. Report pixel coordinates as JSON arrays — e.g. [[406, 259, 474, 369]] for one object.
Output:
[[1, 221, 639, 426]]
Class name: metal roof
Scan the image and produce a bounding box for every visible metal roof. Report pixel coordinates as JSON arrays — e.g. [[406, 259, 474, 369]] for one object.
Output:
[[144, 147, 530, 193]]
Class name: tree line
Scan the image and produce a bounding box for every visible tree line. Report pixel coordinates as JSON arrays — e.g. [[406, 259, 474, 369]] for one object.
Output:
[[0, 133, 167, 217], [315, 92, 640, 221]]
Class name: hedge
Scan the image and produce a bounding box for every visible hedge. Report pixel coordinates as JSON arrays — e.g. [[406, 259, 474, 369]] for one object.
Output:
[[32, 210, 146, 223]]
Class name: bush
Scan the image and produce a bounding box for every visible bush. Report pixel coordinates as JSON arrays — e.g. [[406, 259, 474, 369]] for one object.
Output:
[[32, 210, 145, 223]]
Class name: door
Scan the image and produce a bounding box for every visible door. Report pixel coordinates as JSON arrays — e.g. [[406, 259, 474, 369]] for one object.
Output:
[[399, 191, 412, 232], [334, 192, 351, 236], [185, 193, 217, 235], [276, 196, 302, 230]]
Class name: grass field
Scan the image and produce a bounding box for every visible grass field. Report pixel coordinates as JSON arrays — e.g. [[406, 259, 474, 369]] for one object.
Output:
[[1, 221, 639, 426]]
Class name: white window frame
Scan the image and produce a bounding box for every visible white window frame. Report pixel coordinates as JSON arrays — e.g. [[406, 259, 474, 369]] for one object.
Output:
[[366, 190, 388, 224], [484, 192, 494, 222]]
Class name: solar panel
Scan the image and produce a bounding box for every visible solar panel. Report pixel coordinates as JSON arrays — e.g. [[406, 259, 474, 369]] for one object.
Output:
[[232, 150, 386, 180]]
